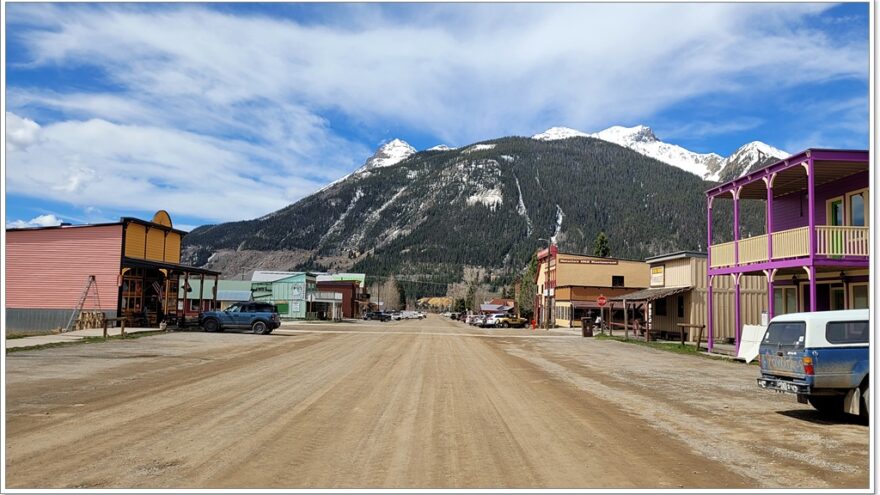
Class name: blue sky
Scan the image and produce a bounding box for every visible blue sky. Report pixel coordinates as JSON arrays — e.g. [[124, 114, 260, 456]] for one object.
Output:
[[4, 3, 869, 231]]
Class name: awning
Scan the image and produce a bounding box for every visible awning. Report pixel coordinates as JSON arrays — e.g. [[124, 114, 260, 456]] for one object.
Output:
[[610, 286, 692, 303], [570, 301, 602, 309], [122, 256, 221, 276]]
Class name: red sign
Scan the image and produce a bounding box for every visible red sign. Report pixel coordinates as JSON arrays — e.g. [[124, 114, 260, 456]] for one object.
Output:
[[597, 295, 607, 307]]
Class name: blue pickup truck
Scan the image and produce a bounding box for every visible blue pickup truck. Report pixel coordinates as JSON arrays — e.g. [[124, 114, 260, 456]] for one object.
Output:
[[199, 301, 281, 334], [757, 309, 869, 419]]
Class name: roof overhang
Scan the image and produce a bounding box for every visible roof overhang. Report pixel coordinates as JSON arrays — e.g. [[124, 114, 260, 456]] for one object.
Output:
[[122, 256, 221, 276], [610, 286, 692, 302]]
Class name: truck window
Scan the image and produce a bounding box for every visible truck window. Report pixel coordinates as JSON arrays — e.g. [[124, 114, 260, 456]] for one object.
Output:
[[826, 321, 869, 344], [762, 321, 805, 350]]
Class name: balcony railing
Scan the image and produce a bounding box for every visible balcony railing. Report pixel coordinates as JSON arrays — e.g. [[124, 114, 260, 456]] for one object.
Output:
[[709, 241, 735, 268], [816, 226, 870, 257], [738, 234, 768, 264], [709, 226, 868, 268], [771, 226, 810, 260]]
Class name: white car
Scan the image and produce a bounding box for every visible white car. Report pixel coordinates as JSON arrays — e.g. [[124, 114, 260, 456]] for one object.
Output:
[[484, 314, 500, 327]]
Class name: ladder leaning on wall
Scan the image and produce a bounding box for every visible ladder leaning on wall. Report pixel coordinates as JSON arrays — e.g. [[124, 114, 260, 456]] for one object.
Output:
[[64, 275, 102, 333]]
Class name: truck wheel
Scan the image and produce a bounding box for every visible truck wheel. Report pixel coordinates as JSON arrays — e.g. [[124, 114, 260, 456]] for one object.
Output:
[[502, 322, 510, 328], [252, 321, 268, 335], [808, 395, 845, 416], [203, 318, 220, 333], [860, 380, 869, 421]]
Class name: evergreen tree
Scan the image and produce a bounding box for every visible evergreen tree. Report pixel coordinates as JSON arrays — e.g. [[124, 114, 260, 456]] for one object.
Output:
[[593, 231, 610, 257]]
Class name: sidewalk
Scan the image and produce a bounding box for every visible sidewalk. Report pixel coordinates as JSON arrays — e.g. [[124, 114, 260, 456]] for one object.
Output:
[[6, 327, 159, 349]]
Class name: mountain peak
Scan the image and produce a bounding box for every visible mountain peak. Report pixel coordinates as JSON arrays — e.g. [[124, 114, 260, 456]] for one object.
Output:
[[359, 139, 416, 172], [594, 124, 658, 144], [531, 127, 590, 141]]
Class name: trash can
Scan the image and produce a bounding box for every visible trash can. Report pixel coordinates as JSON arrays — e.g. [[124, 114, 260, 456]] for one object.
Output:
[[581, 317, 593, 337]]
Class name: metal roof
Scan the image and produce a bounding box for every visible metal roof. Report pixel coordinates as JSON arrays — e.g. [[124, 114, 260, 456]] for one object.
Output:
[[610, 286, 692, 302], [644, 251, 707, 263]]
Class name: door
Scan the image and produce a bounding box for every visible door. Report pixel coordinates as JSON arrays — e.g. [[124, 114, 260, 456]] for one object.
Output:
[[830, 285, 845, 311], [827, 197, 844, 257], [235, 303, 255, 327]]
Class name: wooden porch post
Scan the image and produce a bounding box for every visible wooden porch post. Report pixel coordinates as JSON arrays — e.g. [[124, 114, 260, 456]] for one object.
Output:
[[707, 276, 714, 353], [623, 299, 629, 340], [199, 274, 206, 313], [734, 273, 742, 354], [182, 272, 189, 325], [213, 274, 219, 310]]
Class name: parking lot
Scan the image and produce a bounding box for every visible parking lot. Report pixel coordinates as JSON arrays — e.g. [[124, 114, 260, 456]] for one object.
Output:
[[5, 315, 869, 489]]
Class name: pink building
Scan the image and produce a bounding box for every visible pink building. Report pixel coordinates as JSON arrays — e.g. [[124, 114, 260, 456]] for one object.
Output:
[[6, 211, 219, 334]]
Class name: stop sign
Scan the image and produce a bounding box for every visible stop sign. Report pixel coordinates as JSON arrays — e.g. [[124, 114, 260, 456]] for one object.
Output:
[[597, 295, 607, 307]]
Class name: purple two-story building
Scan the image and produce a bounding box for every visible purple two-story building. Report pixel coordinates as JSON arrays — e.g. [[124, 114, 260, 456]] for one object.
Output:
[[706, 149, 869, 353]]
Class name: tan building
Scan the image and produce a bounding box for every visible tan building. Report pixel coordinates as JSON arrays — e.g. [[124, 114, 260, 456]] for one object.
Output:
[[611, 251, 767, 343], [535, 245, 650, 328]]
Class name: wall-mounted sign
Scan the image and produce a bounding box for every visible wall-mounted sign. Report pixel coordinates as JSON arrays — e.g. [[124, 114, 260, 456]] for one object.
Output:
[[559, 258, 618, 265], [650, 265, 665, 287]]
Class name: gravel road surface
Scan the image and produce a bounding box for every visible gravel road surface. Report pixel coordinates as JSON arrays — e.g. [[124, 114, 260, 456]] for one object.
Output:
[[5, 315, 869, 489]]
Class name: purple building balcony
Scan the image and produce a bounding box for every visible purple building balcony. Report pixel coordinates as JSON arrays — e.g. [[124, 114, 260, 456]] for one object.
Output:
[[704, 148, 869, 353]]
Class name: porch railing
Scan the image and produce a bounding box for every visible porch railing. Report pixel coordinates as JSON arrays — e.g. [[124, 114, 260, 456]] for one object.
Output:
[[738, 234, 768, 265], [709, 241, 735, 268], [770, 226, 810, 260], [816, 226, 870, 257], [709, 225, 868, 269]]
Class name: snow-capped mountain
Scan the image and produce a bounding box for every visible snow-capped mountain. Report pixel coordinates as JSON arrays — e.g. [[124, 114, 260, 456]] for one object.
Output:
[[532, 124, 786, 181], [532, 127, 590, 141], [590, 125, 724, 179], [358, 138, 416, 172], [712, 141, 788, 182]]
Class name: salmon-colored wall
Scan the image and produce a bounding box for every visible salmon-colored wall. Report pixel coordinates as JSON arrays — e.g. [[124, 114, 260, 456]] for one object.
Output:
[[6, 225, 123, 310]]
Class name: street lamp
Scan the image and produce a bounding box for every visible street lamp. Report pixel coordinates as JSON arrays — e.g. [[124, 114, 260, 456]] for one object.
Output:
[[538, 237, 552, 330]]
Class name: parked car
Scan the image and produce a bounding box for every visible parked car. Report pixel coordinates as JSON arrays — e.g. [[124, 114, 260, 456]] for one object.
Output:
[[465, 314, 478, 325], [757, 309, 869, 418], [200, 301, 280, 334], [494, 314, 528, 328], [484, 314, 500, 327], [390, 311, 402, 321], [364, 311, 392, 322]]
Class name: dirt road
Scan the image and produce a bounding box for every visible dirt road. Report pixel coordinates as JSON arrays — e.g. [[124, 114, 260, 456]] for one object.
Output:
[[5, 316, 869, 489]]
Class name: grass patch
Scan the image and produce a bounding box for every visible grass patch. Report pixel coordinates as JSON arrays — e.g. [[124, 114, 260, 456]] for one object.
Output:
[[5, 333, 36, 339], [6, 330, 168, 354], [593, 334, 760, 366], [594, 334, 703, 355]]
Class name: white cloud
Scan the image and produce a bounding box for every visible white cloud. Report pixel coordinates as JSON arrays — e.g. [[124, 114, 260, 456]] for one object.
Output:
[[5, 112, 42, 151], [4, 3, 868, 223], [6, 214, 64, 228]]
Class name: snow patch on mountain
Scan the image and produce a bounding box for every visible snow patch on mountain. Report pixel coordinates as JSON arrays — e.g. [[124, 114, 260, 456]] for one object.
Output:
[[532, 127, 590, 141], [319, 188, 364, 248], [464, 144, 496, 153], [550, 205, 564, 244], [513, 175, 533, 236], [500, 155, 515, 162], [466, 188, 503, 211], [427, 144, 456, 151]]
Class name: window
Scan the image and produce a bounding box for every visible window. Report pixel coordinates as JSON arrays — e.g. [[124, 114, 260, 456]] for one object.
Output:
[[847, 189, 869, 227], [850, 284, 869, 309], [189, 299, 200, 311], [677, 295, 685, 318], [762, 321, 805, 349], [826, 321, 869, 344], [773, 287, 797, 315], [612, 276, 624, 288], [654, 298, 667, 316]]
